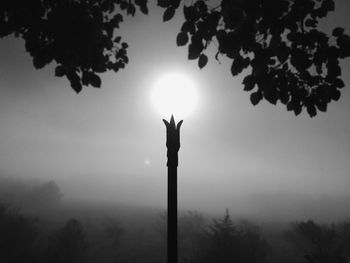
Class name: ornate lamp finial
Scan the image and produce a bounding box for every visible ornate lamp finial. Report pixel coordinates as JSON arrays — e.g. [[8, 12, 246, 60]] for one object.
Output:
[[163, 115, 183, 167]]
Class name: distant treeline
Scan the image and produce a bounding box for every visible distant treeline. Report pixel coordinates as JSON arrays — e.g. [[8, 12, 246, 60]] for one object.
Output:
[[1, 202, 350, 263], [0, 176, 61, 210], [0, 177, 350, 263]]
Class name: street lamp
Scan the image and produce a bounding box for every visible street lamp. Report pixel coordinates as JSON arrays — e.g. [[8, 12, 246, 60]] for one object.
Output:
[[151, 73, 198, 263], [163, 115, 182, 263]]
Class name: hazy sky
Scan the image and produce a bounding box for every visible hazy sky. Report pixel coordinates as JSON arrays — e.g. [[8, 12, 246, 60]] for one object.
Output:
[[0, 1, 350, 216]]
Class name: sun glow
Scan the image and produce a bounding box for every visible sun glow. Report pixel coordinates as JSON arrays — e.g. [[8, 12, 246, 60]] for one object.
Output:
[[151, 73, 198, 119]]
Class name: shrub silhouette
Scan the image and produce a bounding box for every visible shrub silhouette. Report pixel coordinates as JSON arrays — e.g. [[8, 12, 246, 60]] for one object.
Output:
[[183, 209, 269, 263], [0, 205, 41, 263], [46, 218, 88, 263], [284, 220, 350, 263]]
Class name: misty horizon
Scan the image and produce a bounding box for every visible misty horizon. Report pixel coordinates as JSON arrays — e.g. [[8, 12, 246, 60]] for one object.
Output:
[[1, 1, 350, 262]]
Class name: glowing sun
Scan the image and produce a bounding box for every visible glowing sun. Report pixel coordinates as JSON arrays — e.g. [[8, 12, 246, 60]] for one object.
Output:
[[151, 73, 198, 119]]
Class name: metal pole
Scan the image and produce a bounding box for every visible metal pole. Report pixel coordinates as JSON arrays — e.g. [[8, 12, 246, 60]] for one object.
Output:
[[163, 115, 183, 263]]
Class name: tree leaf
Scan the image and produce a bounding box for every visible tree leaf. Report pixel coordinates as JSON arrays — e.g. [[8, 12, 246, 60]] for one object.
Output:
[[280, 91, 290, 105], [183, 5, 197, 22], [333, 27, 344, 37], [67, 72, 82, 93], [231, 56, 244, 76], [176, 32, 189, 46], [198, 54, 208, 69], [55, 65, 65, 77], [330, 88, 340, 101], [293, 106, 302, 116], [242, 75, 255, 91], [337, 34, 350, 58], [163, 7, 176, 22], [316, 101, 327, 112], [306, 105, 317, 117], [188, 49, 199, 60], [89, 73, 101, 88], [181, 21, 195, 33], [264, 89, 278, 105], [333, 78, 345, 88], [188, 36, 203, 60], [250, 91, 262, 106]]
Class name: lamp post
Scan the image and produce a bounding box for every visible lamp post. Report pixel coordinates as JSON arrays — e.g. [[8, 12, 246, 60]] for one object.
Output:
[[152, 72, 196, 263], [163, 115, 183, 263]]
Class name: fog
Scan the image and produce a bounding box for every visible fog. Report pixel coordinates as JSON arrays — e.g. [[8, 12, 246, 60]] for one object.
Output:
[[1, 175, 350, 263], [0, 0, 350, 248], [2, 1, 350, 262]]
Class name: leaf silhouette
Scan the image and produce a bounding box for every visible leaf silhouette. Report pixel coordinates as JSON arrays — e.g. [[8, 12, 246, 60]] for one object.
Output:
[[1, 0, 349, 117], [333, 27, 344, 36], [55, 65, 65, 77], [307, 105, 317, 117], [250, 91, 262, 106], [198, 54, 208, 69], [89, 73, 102, 88], [176, 32, 188, 46], [67, 72, 82, 93], [188, 37, 203, 60], [242, 75, 255, 91], [163, 7, 176, 22], [231, 56, 245, 76]]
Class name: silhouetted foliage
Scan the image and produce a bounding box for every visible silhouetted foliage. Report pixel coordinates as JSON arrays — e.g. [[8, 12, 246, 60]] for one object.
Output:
[[3, 197, 350, 263], [170, 0, 350, 117], [47, 218, 88, 263], [0, 205, 41, 263], [154, 211, 206, 262], [164, 210, 270, 263], [154, 211, 167, 240], [0, 0, 146, 92], [190, 209, 270, 263], [284, 220, 350, 263], [178, 211, 205, 246], [1, 0, 349, 116], [0, 177, 62, 210], [28, 180, 62, 208], [103, 217, 124, 248]]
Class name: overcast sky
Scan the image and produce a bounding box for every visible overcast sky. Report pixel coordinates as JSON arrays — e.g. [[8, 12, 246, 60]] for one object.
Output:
[[0, 1, 350, 217]]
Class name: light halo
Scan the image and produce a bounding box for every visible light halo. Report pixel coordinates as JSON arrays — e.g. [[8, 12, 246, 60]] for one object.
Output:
[[151, 73, 198, 119]]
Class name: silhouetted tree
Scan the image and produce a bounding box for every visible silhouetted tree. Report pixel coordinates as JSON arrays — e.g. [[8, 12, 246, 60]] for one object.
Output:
[[192, 209, 269, 263], [0, 205, 41, 263], [284, 220, 350, 263], [155, 211, 167, 241], [104, 217, 124, 248], [0, 178, 62, 210], [178, 211, 206, 262], [154, 211, 206, 262], [46, 218, 88, 263], [27, 180, 62, 208], [1, 0, 349, 116]]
